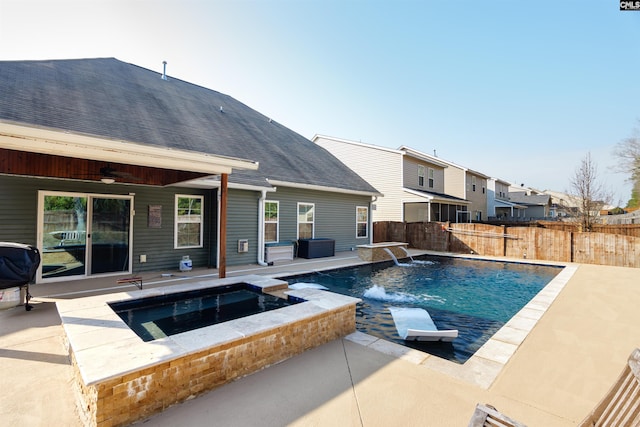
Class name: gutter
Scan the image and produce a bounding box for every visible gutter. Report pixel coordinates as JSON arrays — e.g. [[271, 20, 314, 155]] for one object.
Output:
[[257, 189, 269, 266]]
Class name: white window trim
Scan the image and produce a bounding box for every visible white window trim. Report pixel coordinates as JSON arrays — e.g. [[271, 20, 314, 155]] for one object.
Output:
[[297, 202, 315, 240], [428, 167, 435, 188], [356, 206, 369, 239], [264, 200, 279, 243], [417, 165, 425, 187], [175, 194, 204, 249]]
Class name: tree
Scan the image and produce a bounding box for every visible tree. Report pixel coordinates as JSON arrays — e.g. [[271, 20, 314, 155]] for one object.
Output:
[[612, 123, 640, 208], [568, 152, 611, 231]]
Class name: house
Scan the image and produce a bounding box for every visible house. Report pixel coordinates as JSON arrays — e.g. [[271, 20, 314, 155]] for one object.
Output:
[[312, 135, 471, 223], [0, 58, 380, 284], [487, 178, 527, 220], [399, 147, 490, 221], [508, 190, 552, 219]]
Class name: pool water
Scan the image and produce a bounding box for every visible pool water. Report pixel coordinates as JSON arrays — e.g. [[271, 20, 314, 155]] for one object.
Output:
[[285, 256, 561, 363], [109, 284, 300, 342]]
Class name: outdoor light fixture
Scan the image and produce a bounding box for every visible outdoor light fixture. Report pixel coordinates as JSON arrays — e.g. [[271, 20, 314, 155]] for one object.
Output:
[[100, 178, 115, 184]]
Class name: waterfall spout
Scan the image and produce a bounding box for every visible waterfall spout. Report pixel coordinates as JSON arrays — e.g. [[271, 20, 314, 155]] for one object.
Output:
[[382, 248, 412, 267], [398, 246, 414, 262]]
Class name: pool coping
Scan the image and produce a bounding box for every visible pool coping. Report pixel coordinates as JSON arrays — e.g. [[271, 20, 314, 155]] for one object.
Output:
[[339, 259, 579, 389], [56, 274, 361, 386]]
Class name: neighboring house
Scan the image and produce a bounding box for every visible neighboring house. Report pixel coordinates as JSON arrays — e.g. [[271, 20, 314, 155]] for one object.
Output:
[[0, 58, 380, 284], [487, 178, 527, 219], [399, 148, 489, 221], [313, 135, 471, 223], [508, 191, 552, 219]]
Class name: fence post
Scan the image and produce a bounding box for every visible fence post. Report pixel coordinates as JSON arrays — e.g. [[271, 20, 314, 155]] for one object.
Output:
[[502, 225, 507, 256], [570, 231, 574, 263]]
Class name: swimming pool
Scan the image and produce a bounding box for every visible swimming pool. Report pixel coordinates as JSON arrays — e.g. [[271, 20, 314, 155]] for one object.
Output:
[[285, 255, 562, 363]]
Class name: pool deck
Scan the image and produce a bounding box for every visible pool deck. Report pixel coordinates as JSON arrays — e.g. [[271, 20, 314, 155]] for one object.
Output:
[[1, 250, 640, 426]]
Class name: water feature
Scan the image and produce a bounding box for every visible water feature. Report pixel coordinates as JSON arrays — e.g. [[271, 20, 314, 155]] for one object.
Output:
[[382, 247, 412, 266], [285, 255, 562, 363], [398, 246, 415, 262]]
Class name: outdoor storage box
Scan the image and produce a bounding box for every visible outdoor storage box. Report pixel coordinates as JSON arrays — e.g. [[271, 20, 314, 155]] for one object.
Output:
[[298, 238, 335, 259], [265, 242, 294, 263]]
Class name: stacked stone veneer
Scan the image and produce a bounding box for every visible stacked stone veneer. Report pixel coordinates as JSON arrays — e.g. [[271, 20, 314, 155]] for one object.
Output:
[[357, 242, 409, 262], [73, 304, 356, 427]]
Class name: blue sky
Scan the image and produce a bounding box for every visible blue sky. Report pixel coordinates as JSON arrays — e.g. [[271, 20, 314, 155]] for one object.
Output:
[[1, 0, 638, 204]]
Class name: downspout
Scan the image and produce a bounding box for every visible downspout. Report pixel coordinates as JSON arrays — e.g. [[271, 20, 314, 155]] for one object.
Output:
[[216, 189, 221, 269], [257, 189, 268, 266], [370, 196, 377, 245]]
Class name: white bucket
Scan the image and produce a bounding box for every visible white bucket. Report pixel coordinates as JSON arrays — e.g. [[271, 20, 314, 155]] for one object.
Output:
[[0, 287, 21, 310], [179, 256, 192, 272]]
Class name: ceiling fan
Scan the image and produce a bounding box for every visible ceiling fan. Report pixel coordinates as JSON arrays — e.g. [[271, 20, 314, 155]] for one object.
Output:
[[76, 165, 142, 183]]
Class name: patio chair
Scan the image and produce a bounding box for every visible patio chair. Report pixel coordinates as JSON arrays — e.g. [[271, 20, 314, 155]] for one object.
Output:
[[578, 347, 640, 426], [468, 348, 640, 427], [467, 404, 526, 427]]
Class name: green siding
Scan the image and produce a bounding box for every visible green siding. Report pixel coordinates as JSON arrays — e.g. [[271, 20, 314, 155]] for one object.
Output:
[[262, 186, 371, 253], [225, 189, 260, 266], [1, 176, 372, 272], [0, 175, 214, 274]]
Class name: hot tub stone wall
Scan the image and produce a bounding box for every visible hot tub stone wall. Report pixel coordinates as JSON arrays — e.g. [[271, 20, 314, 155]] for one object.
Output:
[[75, 305, 356, 427], [357, 243, 409, 262]]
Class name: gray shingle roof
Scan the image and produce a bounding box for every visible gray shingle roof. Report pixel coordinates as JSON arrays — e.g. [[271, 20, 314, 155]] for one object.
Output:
[[508, 192, 550, 206], [0, 58, 378, 193]]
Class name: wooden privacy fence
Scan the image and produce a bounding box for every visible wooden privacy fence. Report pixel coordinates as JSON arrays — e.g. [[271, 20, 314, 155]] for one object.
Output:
[[374, 221, 640, 268]]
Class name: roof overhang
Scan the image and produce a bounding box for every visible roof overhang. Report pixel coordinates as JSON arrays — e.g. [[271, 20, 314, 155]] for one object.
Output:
[[403, 188, 471, 205], [268, 179, 382, 197], [397, 146, 450, 168], [495, 199, 527, 209], [0, 121, 259, 175]]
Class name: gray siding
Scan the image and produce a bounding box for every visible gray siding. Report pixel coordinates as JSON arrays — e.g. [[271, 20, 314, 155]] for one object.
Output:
[[0, 175, 39, 245], [0, 175, 214, 274], [225, 189, 259, 266], [1, 175, 371, 272], [130, 187, 214, 273], [265, 186, 371, 253]]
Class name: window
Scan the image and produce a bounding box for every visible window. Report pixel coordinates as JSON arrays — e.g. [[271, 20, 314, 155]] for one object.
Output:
[[471, 176, 477, 192], [264, 201, 279, 243], [175, 195, 203, 248], [428, 168, 434, 188], [417, 165, 425, 187], [356, 206, 368, 238], [297, 203, 314, 239]]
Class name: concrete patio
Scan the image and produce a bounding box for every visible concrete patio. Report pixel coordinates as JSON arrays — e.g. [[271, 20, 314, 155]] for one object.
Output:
[[1, 251, 639, 426]]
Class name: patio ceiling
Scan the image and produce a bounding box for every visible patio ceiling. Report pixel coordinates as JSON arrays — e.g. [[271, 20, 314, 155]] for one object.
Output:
[[0, 122, 259, 186]]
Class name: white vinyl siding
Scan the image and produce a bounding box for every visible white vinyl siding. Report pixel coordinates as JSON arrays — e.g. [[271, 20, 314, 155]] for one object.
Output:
[[402, 157, 444, 194], [443, 164, 466, 199], [313, 136, 403, 221]]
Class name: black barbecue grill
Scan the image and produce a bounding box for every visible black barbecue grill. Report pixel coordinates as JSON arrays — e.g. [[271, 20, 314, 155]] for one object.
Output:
[[0, 242, 41, 311]]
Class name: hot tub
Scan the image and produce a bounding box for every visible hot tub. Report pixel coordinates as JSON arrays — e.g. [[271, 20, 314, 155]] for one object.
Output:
[[57, 275, 360, 427]]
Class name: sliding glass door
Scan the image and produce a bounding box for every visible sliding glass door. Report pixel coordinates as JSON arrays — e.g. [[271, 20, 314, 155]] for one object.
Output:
[[39, 191, 133, 281]]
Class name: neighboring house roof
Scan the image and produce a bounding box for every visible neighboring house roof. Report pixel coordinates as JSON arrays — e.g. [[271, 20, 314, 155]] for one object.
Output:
[[397, 146, 450, 168], [404, 188, 471, 204], [508, 192, 551, 206], [0, 58, 379, 195]]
